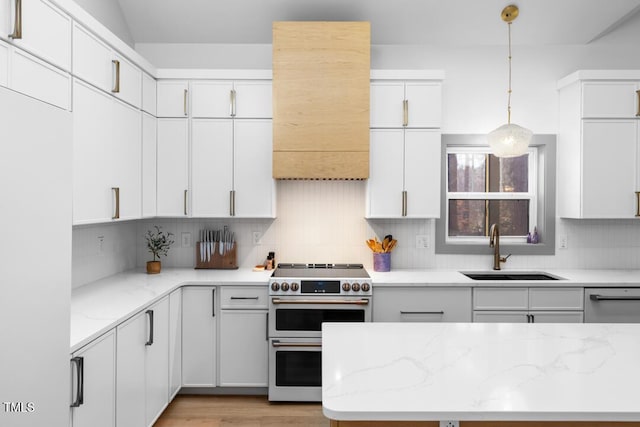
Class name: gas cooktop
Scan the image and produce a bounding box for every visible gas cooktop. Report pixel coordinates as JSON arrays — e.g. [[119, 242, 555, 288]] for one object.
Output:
[[272, 263, 370, 278]]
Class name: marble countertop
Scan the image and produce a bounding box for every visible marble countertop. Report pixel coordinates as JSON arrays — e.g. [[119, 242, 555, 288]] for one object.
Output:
[[322, 322, 640, 422], [71, 267, 640, 353], [369, 268, 640, 286], [70, 267, 272, 352]]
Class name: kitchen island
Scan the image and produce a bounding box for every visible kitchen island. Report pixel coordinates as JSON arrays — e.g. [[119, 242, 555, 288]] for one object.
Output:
[[322, 322, 640, 426]]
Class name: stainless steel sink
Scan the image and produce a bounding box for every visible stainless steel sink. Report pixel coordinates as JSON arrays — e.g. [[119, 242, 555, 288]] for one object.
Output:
[[461, 271, 563, 281]]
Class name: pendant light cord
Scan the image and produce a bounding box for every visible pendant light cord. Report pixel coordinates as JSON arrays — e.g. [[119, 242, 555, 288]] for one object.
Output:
[[507, 21, 512, 125]]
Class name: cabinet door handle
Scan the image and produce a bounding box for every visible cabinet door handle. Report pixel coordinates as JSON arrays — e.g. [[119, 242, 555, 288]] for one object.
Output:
[[145, 309, 154, 346], [636, 192, 640, 217], [183, 89, 188, 116], [229, 190, 236, 216], [112, 187, 120, 219], [265, 313, 269, 341], [111, 60, 120, 93], [402, 99, 408, 126], [212, 288, 216, 317], [230, 89, 237, 117], [8, 0, 22, 39], [402, 190, 407, 217], [70, 356, 84, 408], [184, 189, 188, 216], [636, 90, 640, 117], [530, 314, 535, 323]]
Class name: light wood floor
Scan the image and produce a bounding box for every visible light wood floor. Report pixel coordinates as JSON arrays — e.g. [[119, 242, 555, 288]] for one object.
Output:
[[154, 394, 330, 427]]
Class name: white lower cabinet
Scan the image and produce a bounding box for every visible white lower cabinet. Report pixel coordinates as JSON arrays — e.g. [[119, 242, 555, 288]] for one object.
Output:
[[182, 286, 217, 387], [473, 287, 584, 323], [70, 331, 116, 427], [373, 287, 472, 322], [219, 286, 268, 387], [116, 297, 169, 427], [168, 289, 182, 399]]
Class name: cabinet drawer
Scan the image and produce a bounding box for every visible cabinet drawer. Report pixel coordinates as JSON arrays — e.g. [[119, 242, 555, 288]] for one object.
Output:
[[373, 287, 472, 322], [473, 311, 528, 323], [220, 286, 268, 309], [529, 287, 583, 310], [473, 287, 528, 310]]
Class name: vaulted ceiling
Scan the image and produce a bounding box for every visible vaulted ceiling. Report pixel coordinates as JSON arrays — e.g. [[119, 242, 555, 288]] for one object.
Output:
[[115, 0, 640, 46]]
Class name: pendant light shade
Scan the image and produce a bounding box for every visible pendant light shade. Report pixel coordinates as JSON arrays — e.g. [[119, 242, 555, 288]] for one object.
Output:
[[489, 4, 532, 158], [488, 122, 532, 158]]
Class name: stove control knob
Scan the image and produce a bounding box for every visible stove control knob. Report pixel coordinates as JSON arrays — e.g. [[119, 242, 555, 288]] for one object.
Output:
[[342, 283, 351, 292], [361, 282, 371, 292], [352, 282, 361, 292], [271, 282, 280, 291], [281, 282, 290, 291], [291, 282, 299, 292]]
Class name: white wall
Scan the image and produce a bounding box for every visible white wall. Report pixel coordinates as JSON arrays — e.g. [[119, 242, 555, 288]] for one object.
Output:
[[71, 0, 134, 46]]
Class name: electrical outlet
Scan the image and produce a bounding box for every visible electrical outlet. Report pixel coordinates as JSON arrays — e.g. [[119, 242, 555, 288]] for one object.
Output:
[[559, 235, 568, 249], [97, 235, 105, 253], [252, 231, 262, 245], [415, 234, 429, 249], [181, 232, 192, 248], [439, 421, 459, 427]]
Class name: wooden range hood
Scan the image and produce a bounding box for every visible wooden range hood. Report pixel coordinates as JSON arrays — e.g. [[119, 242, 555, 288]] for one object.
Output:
[[272, 21, 370, 179]]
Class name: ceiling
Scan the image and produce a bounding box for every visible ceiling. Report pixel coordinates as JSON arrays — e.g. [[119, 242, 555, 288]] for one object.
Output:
[[116, 0, 640, 46]]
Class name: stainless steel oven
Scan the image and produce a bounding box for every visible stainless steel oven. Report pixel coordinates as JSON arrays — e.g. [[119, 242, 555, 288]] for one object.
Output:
[[268, 263, 371, 402]]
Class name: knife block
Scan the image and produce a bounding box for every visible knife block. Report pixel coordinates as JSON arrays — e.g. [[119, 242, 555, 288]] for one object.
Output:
[[195, 243, 238, 269]]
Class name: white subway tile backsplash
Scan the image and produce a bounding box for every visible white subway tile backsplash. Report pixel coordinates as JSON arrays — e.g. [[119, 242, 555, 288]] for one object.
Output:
[[72, 181, 640, 287]]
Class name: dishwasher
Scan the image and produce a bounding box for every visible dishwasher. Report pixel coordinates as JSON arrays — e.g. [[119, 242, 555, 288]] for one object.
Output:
[[585, 288, 640, 323]]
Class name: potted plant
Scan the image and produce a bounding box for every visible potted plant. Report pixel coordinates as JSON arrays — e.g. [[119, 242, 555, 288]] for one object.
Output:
[[145, 226, 174, 274]]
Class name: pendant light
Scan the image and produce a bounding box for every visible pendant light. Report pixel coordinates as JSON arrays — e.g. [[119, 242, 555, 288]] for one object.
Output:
[[488, 4, 532, 158]]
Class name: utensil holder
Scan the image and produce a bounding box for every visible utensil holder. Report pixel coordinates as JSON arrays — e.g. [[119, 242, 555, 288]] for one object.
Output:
[[373, 252, 391, 272], [195, 243, 238, 269]]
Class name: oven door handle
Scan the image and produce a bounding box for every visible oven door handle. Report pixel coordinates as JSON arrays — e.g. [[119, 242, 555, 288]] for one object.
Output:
[[271, 340, 322, 348], [270, 298, 369, 305], [590, 294, 640, 301]]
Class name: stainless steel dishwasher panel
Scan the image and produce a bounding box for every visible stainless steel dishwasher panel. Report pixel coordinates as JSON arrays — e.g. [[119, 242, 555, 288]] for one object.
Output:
[[585, 288, 640, 323]]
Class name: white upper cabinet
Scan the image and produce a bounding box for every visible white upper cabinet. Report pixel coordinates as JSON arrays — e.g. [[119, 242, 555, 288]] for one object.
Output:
[[72, 23, 142, 108], [0, 0, 71, 71], [142, 72, 157, 115], [157, 80, 189, 117], [157, 118, 189, 216], [367, 128, 441, 218], [191, 80, 272, 118], [142, 113, 157, 217], [0, 39, 8, 86], [370, 81, 442, 128], [558, 71, 640, 219], [582, 81, 640, 118]]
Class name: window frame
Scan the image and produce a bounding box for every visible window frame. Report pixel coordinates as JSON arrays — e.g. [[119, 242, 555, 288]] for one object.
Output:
[[435, 134, 556, 256], [445, 146, 538, 245]]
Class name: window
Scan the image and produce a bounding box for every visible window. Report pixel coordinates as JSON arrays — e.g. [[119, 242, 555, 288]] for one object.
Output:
[[446, 147, 536, 243], [435, 135, 556, 255]]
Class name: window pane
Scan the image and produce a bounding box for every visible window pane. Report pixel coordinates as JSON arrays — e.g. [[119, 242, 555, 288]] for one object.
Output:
[[488, 154, 528, 192], [448, 200, 486, 236], [488, 200, 530, 236], [448, 153, 486, 192]]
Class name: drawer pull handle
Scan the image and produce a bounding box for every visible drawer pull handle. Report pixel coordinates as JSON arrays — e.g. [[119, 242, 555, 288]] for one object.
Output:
[[70, 356, 84, 407], [400, 310, 444, 315], [590, 294, 640, 301], [111, 60, 120, 93], [8, 0, 22, 39], [145, 309, 154, 346], [230, 296, 259, 300], [112, 187, 120, 219]]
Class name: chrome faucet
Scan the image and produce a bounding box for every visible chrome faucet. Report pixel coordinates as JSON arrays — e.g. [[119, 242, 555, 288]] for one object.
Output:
[[489, 223, 510, 270]]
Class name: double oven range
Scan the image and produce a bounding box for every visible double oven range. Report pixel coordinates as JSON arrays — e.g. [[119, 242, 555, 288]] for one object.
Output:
[[268, 263, 372, 401]]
